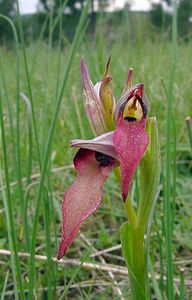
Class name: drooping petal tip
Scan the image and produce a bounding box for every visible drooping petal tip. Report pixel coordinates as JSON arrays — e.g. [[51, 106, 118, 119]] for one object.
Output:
[[113, 116, 149, 201], [58, 148, 115, 259]]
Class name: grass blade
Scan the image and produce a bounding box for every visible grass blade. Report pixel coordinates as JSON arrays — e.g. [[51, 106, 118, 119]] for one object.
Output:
[[148, 257, 163, 300], [179, 268, 185, 300], [0, 270, 9, 300], [0, 96, 25, 300], [28, 1, 90, 298], [16, 0, 41, 167], [186, 116, 192, 152], [164, 0, 178, 299]]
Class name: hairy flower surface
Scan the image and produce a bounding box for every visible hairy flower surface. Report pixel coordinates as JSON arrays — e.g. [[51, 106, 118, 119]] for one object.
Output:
[[58, 58, 150, 259]]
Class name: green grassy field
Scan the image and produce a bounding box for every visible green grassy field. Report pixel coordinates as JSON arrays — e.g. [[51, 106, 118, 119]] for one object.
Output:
[[0, 4, 192, 299]]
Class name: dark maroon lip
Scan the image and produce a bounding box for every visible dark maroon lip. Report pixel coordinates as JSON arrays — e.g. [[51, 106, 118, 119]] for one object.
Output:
[[95, 151, 115, 167]]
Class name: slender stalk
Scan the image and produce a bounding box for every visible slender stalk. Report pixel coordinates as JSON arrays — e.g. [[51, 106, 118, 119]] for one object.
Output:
[[131, 228, 146, 300], [149, 257, 163, 300], [0, 168, 18, 300], [48, 0, 54, 51], [0, 270, 9, 300], [134, 171, 140, 210], [0, 95, 25, 300], [20, 93, 33, 186], [16, 0, 41, 167], [171, 116, 177, 235], [125, 196, 137, 226], [43, 188, 53, 300], [179, 268, 185, 300], [0, 14, 25, 239], [186, 116, 192, 151], [28, 2, 90, 298], [164, 1, 177, 299]]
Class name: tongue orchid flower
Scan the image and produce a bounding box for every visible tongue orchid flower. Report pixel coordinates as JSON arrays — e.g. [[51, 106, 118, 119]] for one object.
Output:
[[58, 58, 150, 259]]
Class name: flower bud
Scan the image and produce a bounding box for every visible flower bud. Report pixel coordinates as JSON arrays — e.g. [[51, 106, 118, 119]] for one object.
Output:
[[100, 57, 116, 130]]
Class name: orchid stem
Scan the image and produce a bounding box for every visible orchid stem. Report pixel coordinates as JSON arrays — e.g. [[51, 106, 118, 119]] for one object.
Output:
[[125, 195, 137, 226], [114, 167, 137, 226], [113, 167, 121, 185]]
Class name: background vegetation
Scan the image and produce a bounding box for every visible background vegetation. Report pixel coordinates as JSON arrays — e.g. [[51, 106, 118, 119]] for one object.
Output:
[[0, 0, 191, 299]]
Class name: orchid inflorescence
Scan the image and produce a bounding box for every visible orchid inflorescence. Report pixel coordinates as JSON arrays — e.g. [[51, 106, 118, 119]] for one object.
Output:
[[57, 57, 154, 260]]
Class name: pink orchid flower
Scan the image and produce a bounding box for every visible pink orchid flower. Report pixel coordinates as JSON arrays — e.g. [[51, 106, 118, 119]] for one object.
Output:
[[58, 58, 150, 259]]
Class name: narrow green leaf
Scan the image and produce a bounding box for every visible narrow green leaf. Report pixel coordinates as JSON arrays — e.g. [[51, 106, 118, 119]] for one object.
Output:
[[1, 270, 9, 300], [121, 222, 133, 269], [137, 117, 161, 230], [121, 223, 147, 300], [148, 257, 163, 300]]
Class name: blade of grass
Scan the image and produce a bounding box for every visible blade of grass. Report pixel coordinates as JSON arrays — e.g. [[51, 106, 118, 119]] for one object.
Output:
[[0, 50, 14, 145], [0, 95, 25, 300], [148, 257, 163, 300], [55, 0, 65, 102], [154, 213, 164, 291], [48, 0, 54, 51], [23, 182, 40, 251], [186, 116, 192, 152], [161, 78, 177, 235], [164, 0, 177, 299], [45, 1, 66, 292], [20, 93, 33, 184], [179, 268, 185, 300], [0, 172, 18, 298], [50, 0, 68, 34], [43, 187, 53, 300], [0, 270, 9, 300], [0, 14, 25, 239], [28, 1, 90, 298], [171, 115, 177, 235], [58, 250, 91, 300], [16, 0, 41, 167], [29, 14, 49, 75], [145, 187, 161, 300]]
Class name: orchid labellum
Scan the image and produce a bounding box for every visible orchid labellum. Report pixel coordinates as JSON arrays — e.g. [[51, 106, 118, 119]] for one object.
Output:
[[58, 58, 150, 260]]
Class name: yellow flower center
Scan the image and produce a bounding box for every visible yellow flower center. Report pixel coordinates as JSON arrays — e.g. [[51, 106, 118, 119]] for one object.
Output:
[[123, 96, 143, 122]]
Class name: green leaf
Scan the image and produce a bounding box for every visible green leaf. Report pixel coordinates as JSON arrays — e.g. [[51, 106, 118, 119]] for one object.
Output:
[[121, 223, 148, 299], [137, 117, 161, 230], [121, 222, 133, 269]]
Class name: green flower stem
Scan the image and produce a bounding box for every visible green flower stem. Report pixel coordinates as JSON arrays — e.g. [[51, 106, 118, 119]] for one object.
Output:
[[131, 228, 146, 300], [125, 195, 137, 226], [113, 166, 121, 185], [114, 167, 137, 226], [114, 166, 147, 298], [121, 223, 147, 300]]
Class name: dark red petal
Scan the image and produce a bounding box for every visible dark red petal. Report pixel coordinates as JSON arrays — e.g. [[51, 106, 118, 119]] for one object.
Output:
[[58, 149, 114, 259], [113, 116, 149, 201]]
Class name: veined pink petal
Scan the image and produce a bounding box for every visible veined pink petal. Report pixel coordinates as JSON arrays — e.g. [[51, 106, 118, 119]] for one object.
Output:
[[94, 81, 102, 100], [81, 58, 107, 136], [58, 149, 115, 259], [71, 131, 119, 161], [113, 116, 149, 201]]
